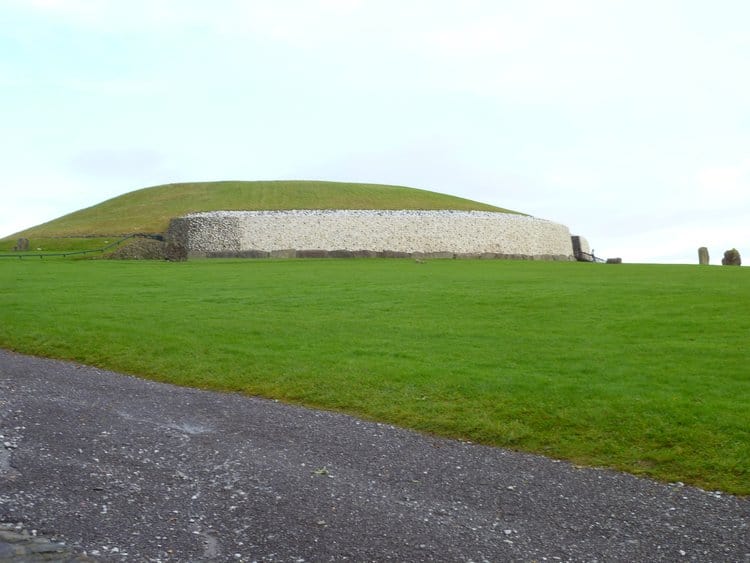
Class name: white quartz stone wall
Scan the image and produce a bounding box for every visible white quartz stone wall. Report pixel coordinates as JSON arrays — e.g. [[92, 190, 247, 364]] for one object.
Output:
[[168, 210, 576, 259], [168, 213, 241, 254], [577, 236, 591, 256]]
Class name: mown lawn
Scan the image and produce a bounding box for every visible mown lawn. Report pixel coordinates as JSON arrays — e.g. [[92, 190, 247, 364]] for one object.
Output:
[[0, 258, 747, 494]]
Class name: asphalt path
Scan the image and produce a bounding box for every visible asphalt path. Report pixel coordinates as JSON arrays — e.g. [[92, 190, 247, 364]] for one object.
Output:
[[1, 349, 748, 562]]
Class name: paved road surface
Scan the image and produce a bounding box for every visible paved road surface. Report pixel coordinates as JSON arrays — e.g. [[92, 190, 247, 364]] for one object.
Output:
[[1, 349, 748, 561]]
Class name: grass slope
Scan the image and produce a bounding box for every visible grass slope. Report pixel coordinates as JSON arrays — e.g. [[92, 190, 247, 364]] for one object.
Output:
[[3, 180, 516, 240], [0, 259, 747, 494]]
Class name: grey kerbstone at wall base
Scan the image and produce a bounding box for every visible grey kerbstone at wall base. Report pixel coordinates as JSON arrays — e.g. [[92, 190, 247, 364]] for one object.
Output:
[[327, 250, 354, 258], [350, 250, 380, 258], [192, 250, 577, 261], [206, 250, 271, 258], [413, 252, 455, 260], [296, 249, 330, 258], [379, 250, 412, 259], [270, 249, 298, 258], [536, 254, 575, 261]]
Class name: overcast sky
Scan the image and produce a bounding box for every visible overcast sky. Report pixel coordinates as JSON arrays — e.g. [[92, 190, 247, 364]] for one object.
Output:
[[2, 0, 748, 263]]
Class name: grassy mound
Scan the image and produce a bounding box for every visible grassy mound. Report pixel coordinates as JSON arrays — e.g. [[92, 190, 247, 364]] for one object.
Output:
[[2, 180, 518, 241]]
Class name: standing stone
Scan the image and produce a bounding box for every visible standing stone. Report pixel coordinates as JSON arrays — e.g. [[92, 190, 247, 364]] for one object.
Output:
[[698, 247, 709, 265], [14, 238, 29, 251], [721, 248, 742, 266]]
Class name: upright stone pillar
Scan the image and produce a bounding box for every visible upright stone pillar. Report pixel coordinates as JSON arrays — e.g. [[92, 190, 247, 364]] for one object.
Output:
[[721, 248, 742, 266], [698, 247, 709, 265]]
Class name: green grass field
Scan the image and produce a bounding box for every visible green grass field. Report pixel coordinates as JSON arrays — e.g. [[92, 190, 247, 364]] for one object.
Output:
[[0, 258, 747, 494]]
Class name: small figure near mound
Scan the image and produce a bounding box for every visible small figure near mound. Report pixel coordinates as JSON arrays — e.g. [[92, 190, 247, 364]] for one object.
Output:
[[698, 247, 709, 265], [721, 248, 742, 266]]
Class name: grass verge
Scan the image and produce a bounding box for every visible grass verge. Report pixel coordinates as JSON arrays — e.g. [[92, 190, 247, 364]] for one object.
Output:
[[0, 258, 747, 494]]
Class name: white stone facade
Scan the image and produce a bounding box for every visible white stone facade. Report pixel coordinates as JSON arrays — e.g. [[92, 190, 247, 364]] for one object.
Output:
[[167, 210, 577, 259], [578, 236, 591, 256]]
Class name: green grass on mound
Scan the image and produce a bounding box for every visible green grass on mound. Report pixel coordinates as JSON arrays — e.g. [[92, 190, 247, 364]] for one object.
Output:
[[3, 180, 517, 239], [0, 259, 748, 494], [0, 237, 115, 253]]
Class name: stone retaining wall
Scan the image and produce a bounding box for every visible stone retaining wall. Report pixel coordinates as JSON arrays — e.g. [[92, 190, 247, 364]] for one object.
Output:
[[166, 210, 577, 260]]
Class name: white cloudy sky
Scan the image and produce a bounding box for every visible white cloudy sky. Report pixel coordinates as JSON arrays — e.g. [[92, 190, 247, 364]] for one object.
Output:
[[2, 0, 748, 263]]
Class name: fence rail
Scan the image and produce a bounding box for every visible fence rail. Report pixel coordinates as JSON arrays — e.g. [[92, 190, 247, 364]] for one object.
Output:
[[574, 250, 606, 263], [0, 234, 163, 259]]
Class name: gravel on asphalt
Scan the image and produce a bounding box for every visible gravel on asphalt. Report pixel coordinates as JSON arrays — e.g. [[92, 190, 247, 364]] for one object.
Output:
[[1, 349, 748, 562]]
